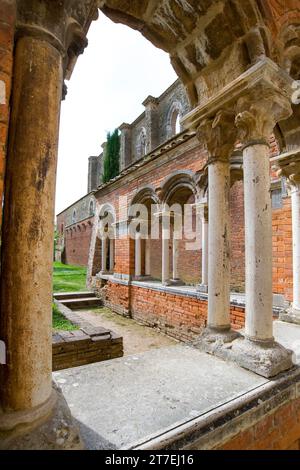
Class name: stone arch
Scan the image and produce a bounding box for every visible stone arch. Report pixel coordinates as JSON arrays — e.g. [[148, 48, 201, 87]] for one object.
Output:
[[131, 185, 160, 206], [166, 101, 184, 139], [160, 170, 199, 206]]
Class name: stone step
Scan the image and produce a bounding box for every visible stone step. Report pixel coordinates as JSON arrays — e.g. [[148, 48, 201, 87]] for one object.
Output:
[[61, 297, 103, 309], [54, 291, 96, 301]]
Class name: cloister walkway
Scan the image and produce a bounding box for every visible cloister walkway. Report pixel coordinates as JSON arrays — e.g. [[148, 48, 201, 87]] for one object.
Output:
[[54, 320, 300, 450]]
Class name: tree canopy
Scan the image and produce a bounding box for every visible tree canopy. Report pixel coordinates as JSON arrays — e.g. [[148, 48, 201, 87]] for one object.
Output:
[[103, 129, 120, 183]]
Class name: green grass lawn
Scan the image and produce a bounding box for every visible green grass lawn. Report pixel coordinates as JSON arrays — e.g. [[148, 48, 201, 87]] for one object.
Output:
[[53, 261, 87, 293], [52, 303, 78, 331]]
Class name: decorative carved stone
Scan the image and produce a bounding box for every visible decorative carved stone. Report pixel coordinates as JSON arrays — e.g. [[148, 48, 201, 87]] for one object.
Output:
[[235, 85, 292, 146], [197, 110, 237, 163]]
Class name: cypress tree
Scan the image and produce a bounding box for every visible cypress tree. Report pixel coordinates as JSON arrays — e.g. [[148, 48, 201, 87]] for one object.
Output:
[[103, 129, 120, 183]]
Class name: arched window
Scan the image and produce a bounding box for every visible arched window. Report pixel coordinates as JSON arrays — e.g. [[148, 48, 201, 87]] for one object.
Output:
[[137, 128, 147, 158], [72, 209, 76, 224], [167, 102, 183, 138], [89, 199, 95, 216], [171, 109, 181, 135]]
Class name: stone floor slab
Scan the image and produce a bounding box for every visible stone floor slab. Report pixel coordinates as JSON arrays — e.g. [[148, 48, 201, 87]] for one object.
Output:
[[53, 344, 268, 449]]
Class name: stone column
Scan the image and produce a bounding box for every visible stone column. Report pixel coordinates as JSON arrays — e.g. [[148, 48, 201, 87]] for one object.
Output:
[[135, 233, 142, 278], [172, 237, 180, 281], [161, 213, 170, 286], [109, 238, 115, 273], [145, 238, 151, 276], [197, 111, 239, 342], [101, 237, 108, 273], [196, 204, 208, 293], [0, 0, 96, 441], [232, 88, 293, 377]]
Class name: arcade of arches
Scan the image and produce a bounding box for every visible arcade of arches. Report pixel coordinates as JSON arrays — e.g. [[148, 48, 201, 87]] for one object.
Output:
[[1, 0, 300, 450]]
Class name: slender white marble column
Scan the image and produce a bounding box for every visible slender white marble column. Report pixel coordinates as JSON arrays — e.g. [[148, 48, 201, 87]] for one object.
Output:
[[243, 143, 273, 341], [145, 238, 151, 276], [162, 214, 170, 285], [201, 212, 208, 287], [172, 237, 180, 280], [135, 233, 142, 278], [291, 185, 300, 312], [109, 238, 114, 273], [207, 159, 231, 330], [232, 87, 293, 377], [101, 237, 108, 273]]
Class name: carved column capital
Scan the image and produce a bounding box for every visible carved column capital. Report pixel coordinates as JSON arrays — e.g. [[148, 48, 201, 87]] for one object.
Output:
[[235, 85, 292, 148], [275, 150, 300, 191], [16, 0, 98, 75], [197, 110, 237, 164]]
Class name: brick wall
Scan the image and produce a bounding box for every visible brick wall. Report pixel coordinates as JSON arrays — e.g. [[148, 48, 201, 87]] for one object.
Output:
[[0, 0, 15, 227], [218, 395, 300, 450], [64, 218, 94, 266], [272, 196, 293, 301], [97, 280, 246, 342]]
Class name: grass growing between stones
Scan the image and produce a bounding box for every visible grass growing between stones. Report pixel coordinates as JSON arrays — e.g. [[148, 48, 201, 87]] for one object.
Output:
[[52, 303, 78, 331], [53, 261, 87, 293]]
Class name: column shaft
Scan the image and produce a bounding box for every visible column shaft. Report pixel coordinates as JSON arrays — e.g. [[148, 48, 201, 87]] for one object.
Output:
[[145, 238, 151, 276], [243, 144, 273, 341], [208, 160, 231, 329], [172, 237, 179, 280], [109, 239, 114, 273], [135, 234, 142, 277], [291, 186, 300, 310], [201, 216, 208, 286], [101, 237, 108, 273], [162, 222, 170, 285], [0, 36, 63, 411]]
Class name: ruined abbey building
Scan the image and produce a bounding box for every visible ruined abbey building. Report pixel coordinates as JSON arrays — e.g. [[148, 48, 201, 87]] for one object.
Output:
[[1, 0, 300, 450]]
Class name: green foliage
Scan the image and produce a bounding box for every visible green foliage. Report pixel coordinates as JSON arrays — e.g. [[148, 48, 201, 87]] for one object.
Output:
[[53, 261, 87, 293], [52, 303, 78, 331], [103, 129, 120, 183]]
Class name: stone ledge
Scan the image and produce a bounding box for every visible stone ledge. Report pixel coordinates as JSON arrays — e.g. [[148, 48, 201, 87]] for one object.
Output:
[[130, 367, 300, 450], [52, 301, 123, 371]]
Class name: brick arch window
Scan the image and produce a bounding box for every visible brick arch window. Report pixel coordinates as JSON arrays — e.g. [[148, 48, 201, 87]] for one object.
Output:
[[72, 209, 77, 224], [137, 128, 147, 158]]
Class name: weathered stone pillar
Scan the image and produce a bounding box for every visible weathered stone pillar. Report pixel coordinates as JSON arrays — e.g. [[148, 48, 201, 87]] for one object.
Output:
[[101, 237, 108, 273], [161, 213, 170, 286], [109, 238, 115, 273], [135, 233, 142, 278], [0, 26, 63, 418], [145, 238, 151, 276], [172, 237, 180, 281], [196, 203, 208, 293], [0, 0, 97, 444], [197, 111, 239, 342], [232, 87, 293, 377]]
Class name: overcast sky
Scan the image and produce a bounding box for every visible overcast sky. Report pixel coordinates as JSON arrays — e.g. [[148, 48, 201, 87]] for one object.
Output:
[[56, 11, 177, 215]]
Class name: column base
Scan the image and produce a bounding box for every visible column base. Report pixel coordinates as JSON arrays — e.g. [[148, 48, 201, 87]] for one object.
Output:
[[169, 278, 184, 286], [194, 326, 241, 357], [279, 307, 300, 325], [196, 284, 208, 293], [231, 337, 294, 378], [0, 383, 83, 450]]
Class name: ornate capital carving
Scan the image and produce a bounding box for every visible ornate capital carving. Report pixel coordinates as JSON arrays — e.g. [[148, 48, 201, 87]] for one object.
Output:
[[16, 0, 98, 76], [235, 85, 292, 147], [275, 151, 300, 189], [197, 110, 237, 163]]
